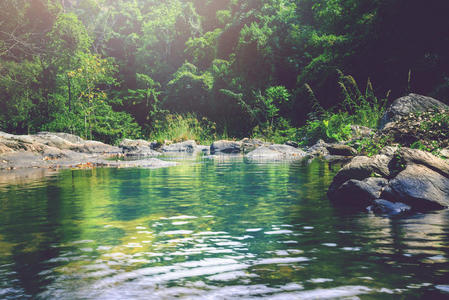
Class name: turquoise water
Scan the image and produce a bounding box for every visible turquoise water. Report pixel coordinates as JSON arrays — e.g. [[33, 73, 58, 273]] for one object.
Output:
[[0, 155, 448, 299]]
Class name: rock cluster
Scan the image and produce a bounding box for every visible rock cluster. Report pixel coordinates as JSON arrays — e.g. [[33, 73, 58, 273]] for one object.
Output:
[[327, 147, 449, 215], [0, 132, 175, 170]]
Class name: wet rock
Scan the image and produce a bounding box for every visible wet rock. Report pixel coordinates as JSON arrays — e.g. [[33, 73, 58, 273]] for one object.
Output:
[[381, 164, 449, 210], [329, 177, 388, 207], [210, 140, 242, 154], [369, 199, 411, 216], [161, 140, 197, 153], [379, 93, 448, 129], [326, 144, 357, 156], [246, 144, 306, 160]]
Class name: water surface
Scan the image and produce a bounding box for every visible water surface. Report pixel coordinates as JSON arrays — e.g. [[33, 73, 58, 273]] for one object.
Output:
[[0, 156, 448, 299]]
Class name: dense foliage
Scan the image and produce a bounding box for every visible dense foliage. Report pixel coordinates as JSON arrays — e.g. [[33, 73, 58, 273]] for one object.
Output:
[[1, 0, 448, 143]]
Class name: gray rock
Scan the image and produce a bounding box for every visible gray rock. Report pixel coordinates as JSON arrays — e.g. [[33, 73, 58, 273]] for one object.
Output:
[[37, 132, 84, 144], [246, 144, 307, 160], [328, 154, 392, 195], [307, 139, 330, 157], [285, 141, 299, 148], [439, 148, 449, 158], [379, 146, 399, 156], [399, 147, 449, 178], [70, 140, 121, 154], [381, 164, 449, 210], [0, 132, 176, 171], [210, 140, 242, 154], [379, 94, 448, 129], [119, 139, 160, 157], [196, 145, 210, 154], [240, 138, 265, 153], [350, 125, 374, 139], [328, 177, 388, 207], [326, 144, 357, 156], [369, 199, 411, 216], [161, 140, 197, 153]]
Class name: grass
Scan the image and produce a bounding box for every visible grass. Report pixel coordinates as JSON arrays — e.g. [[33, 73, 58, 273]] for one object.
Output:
[[299, 71, 389, 145], [148, 113, 227, 145]]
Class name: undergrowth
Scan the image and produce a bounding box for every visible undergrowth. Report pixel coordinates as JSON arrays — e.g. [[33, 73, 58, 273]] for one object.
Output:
[[299, 71, 389, 145]]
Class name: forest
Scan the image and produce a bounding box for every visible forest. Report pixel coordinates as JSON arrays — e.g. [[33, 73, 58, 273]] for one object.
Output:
[[1, 0, 449, 144]]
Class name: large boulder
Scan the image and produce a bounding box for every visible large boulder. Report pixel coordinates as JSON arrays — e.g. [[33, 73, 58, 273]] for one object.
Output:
[[210, 140, 242, 154], [381, 164, 449, 210], [119, 139, 160, 157], [246, 144, 307, 160], [379, 94, 448, 129], [326, 144, 357, 156], [161, 140, 197, 153], [329, 177, 388, 207], [328, 154, 392, 195]]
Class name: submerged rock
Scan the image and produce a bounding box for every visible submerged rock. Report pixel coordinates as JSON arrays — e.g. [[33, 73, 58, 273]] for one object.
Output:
[[246, 144, 306, 160], [210, 140, 242, 154], [368, 199, 411, 216]]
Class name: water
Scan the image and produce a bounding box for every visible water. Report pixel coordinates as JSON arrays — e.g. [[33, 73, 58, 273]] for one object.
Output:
[[0, 155, 448, 299]]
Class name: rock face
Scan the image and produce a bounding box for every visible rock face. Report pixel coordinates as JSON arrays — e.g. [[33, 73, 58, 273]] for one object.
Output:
[[246, 144, 306, 160], [210, 140, 242, 154], [379, 93, 449, 129], [161, 140, 197, 153], [119, 139, 160, 157], [328, 147, 449, 213]]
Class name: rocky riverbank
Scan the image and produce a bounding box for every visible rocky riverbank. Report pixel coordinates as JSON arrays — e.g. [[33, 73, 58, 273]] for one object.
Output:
[[326, 93, 449, 215], [1, 93, 448, 216]]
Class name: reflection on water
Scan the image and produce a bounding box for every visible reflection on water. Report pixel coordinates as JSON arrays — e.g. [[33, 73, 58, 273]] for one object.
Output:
[[0, 156, 448, 299]]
